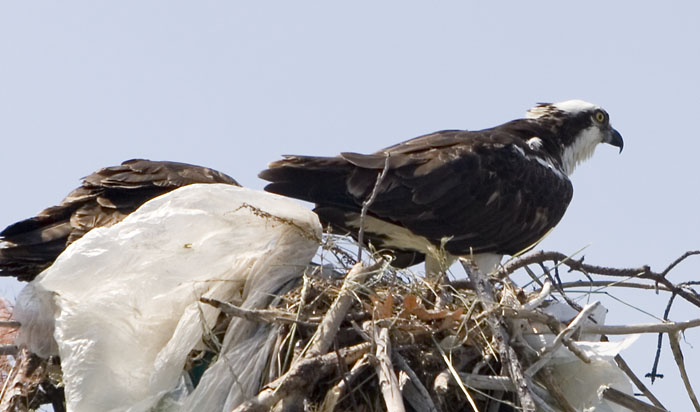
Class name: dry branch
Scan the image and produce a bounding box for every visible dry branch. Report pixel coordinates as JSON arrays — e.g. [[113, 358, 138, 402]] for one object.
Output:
[[461, 258, 536, 412], [370, 325, 406, 412], [668, 331, 700, 412], [496, 250, 700, 308]]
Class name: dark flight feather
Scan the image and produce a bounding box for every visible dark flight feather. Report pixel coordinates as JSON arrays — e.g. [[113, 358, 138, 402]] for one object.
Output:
[[0, 159, 239, 281]]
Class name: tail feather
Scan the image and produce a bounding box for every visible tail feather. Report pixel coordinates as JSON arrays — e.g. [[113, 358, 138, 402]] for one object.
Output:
[[259, 156, 358, 209]]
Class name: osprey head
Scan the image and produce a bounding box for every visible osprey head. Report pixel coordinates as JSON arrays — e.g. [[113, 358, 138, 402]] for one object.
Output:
[[526, 99, 623, 175]]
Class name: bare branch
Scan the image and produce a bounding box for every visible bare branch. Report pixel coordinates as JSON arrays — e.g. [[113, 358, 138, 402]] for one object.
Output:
[[232, 342, 371, 412], [660, 250, 700, 278], [394, 353, 441, 412], [307, 261, 384, 357], [668, 331, 700, 411], [496, 250, 700, 308], [581, 318, 700, 335], [461, 258, 536, 412], [320, 355, 370, 412], [357, 154, 391, 261], [370, 325, 406, 412]]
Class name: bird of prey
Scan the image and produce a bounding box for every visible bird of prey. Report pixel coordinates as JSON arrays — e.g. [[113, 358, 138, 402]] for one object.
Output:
[[260, 100, 623, 274], [0, 159, 239, 281]]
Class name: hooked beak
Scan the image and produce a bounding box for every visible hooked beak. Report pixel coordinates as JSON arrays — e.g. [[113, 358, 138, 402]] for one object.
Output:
[[604, 126, 624, 153]]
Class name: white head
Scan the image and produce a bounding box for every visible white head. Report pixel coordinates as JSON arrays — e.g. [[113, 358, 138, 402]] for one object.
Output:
[[525, 100, 623, 175]]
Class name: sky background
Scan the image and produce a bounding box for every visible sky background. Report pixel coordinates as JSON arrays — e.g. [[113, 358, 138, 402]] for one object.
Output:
[[0, 1, 699, 410]]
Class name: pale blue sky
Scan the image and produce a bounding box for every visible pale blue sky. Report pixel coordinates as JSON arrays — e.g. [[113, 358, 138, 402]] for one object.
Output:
[[1, 2, 699, 410]]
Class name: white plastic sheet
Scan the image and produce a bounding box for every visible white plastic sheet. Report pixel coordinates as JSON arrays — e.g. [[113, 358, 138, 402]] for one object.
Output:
[[15, 184, 321, 412], [523, 302, 638, 412]]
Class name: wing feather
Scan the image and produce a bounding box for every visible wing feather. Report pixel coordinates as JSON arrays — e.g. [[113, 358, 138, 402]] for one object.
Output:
[[1, 159, 239, 281]]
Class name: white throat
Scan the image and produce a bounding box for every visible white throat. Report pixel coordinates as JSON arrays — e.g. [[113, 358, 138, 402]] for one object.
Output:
[[561, 125, 603, 175]]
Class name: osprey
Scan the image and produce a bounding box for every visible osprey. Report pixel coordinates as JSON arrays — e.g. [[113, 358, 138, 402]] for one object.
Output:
[[260, 100, 623, 274], [0, 159, 239, 281]]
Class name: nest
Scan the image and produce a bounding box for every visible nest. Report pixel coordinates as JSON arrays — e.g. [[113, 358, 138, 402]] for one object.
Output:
[[2, 239, 699, 412], [195, 241, 700, 412]]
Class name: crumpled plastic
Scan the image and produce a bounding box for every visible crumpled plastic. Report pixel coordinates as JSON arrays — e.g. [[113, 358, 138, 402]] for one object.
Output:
[[523, 301, 639, 412], [14, 184, 321, 412]]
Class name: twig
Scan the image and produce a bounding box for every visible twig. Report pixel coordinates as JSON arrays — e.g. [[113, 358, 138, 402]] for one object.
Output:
[[600, 386, 668, 412], [523, 281, 552, 310], [200, 297, 316, 327], [526, 302, 600, 377], [0, 321, 20, 329], [370, 325, 406, 412], [558, 280, 672, 292], [320, 354, 370, 412], [650, 291, 678, 383], [500, 307, 591, 364], [357, 154, 391, 261], [307, 261, 384, 357], [614, 354, 667, 410], [461, 258, 536, 412], [668, 331, 700, 411], [496, 250, 700, 308], [432, 336, 480, 412], [232, 342, 371, 412], [456, 373, 514, 391], [580, 317, 700, 335], [660, 250, 700, 277], [394, 353, 441, 412]]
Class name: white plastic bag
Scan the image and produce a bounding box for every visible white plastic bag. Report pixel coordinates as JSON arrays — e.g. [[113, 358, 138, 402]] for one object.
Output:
[[15, 184, 321, 412]]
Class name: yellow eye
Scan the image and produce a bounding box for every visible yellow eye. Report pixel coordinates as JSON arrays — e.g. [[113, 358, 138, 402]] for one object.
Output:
[[594, 111, 607, 124]]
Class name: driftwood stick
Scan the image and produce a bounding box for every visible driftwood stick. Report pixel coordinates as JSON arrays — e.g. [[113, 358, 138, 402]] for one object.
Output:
[[558, 280, 672, 292], [457, 373, 514, 391], [500, 306, 591, 364], [581, 318, 700, 335], [232, 342, 371, 412], [307, 261, 383, 357], [371, 326, 406, 412], [394, 353, 441, 412], [460, 258, 536, 412], [668, 331, 700, 411], [504, 306, 700, 335], [320, 354, 370, 412], [523, 281, 552, 310]]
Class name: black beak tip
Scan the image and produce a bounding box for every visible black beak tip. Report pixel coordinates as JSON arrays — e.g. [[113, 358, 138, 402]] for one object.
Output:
[[609, 128, 624, 153]]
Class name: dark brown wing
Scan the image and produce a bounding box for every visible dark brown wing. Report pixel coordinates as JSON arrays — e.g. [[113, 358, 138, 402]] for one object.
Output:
[[0, 159, 239, 281], [260, 127, 573, 265]]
